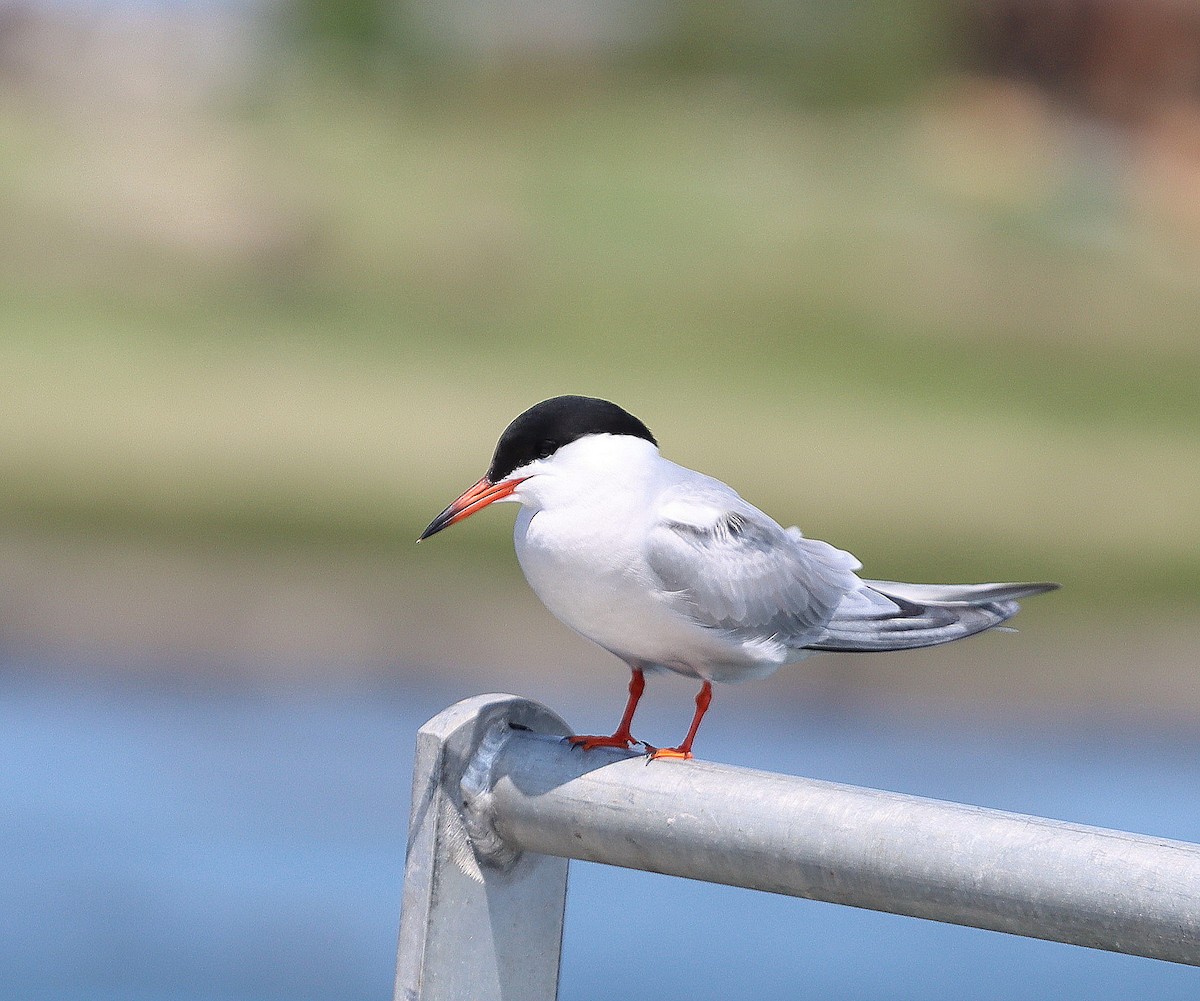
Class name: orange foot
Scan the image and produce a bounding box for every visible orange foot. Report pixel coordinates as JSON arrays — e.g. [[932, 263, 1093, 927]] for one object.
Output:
[[643, 744, 693, 761], [568, 732, 639, 752]]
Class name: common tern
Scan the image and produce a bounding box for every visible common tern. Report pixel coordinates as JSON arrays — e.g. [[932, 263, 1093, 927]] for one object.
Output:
[[420, 395, 1058, 760]]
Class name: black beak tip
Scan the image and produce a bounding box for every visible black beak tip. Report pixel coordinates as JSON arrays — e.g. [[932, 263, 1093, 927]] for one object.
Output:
[[416, 475, 500, 544], [417, 512, 451, 543]]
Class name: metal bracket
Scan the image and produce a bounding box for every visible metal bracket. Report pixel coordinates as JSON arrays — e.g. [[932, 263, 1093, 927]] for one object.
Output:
[[393, 694, 572, 1001]]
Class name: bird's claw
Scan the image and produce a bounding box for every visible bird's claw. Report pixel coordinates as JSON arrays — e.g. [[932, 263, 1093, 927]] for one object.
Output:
[[642, 743, 693, 762], [567, 733, 640, 752]]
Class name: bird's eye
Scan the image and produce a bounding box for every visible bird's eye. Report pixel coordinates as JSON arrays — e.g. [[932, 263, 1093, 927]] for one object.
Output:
[[536, 439, 556, 459]]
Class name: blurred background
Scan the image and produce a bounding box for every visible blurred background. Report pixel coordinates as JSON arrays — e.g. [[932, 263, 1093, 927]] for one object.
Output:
[[1, 0, 1199, 997]]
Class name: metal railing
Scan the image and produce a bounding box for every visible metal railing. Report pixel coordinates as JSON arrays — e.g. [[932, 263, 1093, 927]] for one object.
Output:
[[394, 694, 1200, 1001]]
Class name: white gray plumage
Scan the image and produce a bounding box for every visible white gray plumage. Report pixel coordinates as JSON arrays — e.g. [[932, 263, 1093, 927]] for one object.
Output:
[[420, 395, 1058, 758]]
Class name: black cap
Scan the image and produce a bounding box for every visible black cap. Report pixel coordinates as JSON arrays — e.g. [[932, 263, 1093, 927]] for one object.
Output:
[[487, 396, 657, 482]]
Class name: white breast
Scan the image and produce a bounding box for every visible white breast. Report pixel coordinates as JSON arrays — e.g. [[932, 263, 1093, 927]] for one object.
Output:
[[513, 502, 787, 682], [504, 433, 796, 682]]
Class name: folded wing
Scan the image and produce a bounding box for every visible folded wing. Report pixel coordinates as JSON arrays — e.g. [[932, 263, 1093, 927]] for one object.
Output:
[[645, 488, 861, 653], [646, 482, 1060, 657]]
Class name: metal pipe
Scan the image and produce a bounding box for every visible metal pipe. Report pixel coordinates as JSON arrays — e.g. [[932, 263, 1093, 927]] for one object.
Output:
[[479, 722, 1200, 966]]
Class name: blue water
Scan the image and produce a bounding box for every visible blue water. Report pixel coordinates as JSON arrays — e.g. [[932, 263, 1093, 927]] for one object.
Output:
[[2, 668, 1199, 1000]]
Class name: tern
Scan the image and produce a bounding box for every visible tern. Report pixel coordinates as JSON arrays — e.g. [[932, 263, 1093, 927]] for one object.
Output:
[[419, 395, 1058, 760]]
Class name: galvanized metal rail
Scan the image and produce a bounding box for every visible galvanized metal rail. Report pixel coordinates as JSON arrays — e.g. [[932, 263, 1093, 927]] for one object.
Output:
[[394, 694, 1200, 1001]]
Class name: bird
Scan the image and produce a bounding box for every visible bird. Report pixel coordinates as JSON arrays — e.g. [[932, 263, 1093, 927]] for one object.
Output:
[[419, 395, 1058, 760]]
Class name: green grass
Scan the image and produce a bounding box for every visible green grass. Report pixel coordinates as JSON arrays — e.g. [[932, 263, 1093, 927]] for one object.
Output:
[[0, 72, 1196, 620]]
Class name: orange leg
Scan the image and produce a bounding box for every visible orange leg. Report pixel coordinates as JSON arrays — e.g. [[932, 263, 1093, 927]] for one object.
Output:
[[568, 668, 645, 751], [646, 681, 712, 761]]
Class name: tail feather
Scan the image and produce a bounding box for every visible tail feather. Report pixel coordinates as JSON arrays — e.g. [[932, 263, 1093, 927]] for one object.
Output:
[[861, 580, 1060, 605], [806, 580, 1059, 654]]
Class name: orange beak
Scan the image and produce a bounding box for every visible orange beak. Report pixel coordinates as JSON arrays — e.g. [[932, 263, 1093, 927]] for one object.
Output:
[[418, 476, 527, 541]]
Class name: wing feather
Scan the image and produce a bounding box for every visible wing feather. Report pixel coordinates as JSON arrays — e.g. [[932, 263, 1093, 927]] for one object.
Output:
[[645, 488, 860, 650]]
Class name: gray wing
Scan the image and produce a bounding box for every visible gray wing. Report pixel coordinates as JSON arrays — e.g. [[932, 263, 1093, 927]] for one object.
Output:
[[807, 579, 1060, 652], [644, 486, 862, 651]]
